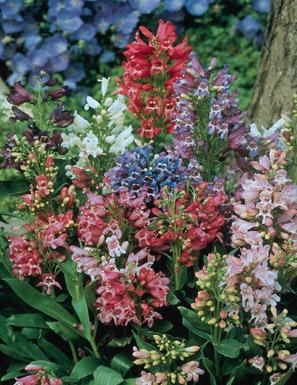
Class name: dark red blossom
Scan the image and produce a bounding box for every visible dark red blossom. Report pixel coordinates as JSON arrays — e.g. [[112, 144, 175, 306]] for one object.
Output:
[[7, 82, 33, 105]]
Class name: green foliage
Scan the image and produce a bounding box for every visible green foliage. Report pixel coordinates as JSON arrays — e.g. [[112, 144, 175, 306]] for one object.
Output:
[[187, 16, 262, 110]]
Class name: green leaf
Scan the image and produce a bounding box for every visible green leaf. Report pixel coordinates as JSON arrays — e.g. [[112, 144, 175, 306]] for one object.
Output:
[[27, 360, 63, 373], [122, 380, 136, 385], [0, 362, 25, 381], [275, 368, 293, 385], [71, 356, 102, 380], [38, 337, 72, 368], [151, 321, 173, 333], [132, 330, 156, 351], [0, 343, 27, 361], [6, 313, 48, 329], [178, 306, 211, 341], [93, 365, 123, 385], [107, 336, 132, 348], [202, 357, 217, 385], [167, 291, 180, 305], [226, 376, 235, 385], [215, 338, 245, 358], [0, 316, 48, 361], [59, 259, 91, 340], [3, 278, 80, 333], [111, 353, 133, 376], [0, 179, 29, 197], [47, 321, 79, 341]]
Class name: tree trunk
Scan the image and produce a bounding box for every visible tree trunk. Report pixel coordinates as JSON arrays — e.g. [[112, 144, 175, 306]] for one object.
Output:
[[248, 0, 297, 127]]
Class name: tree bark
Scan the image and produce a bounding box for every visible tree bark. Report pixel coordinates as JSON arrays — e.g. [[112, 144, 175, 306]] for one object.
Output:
[[248, 0, 297, 127]]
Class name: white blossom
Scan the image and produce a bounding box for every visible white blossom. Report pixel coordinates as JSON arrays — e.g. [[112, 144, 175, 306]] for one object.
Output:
[[98, 76, 110, 96], [109, 126, 134, 154], [68, 112, 90, 133], [82, 131, 103, 157], [84, 96, 100, 110], [250, 118, 286, 138], [61, 132, 82, 148]]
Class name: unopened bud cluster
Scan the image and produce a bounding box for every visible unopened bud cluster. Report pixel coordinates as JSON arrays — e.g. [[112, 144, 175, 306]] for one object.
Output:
[[192, 253, 240, 329], [133, 334, 204, 384], [249, 307, 297, 376]]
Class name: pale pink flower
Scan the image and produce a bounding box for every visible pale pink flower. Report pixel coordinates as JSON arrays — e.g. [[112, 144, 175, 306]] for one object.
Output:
[[105, 235, 128, 257], [135, 371, 156, 385], [269, 373, 285, 385], [181, 360, 205, 382], [36, 274, 62, 295], [248, 355, 265, 370], [278, 352, 297, 369]]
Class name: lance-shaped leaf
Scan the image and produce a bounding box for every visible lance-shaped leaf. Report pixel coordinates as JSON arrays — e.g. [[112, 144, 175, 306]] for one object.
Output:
[[59, 259, 91, 340], [2, 278, 80, 334]]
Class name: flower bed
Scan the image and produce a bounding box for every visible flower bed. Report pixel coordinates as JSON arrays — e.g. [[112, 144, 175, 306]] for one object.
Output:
[[0, 19, 297, 385]]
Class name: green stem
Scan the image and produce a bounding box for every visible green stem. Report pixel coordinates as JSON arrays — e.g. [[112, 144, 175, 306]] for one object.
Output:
[[212, 321, 222, 380], [69, 341, 78, 364], [172, 243, 183, 291], [89, 336, 101, 359], [214, 348, 220, 380]]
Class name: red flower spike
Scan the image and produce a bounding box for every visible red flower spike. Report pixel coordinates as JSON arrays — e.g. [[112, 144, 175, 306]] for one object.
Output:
[[119, 19, 192, 140]]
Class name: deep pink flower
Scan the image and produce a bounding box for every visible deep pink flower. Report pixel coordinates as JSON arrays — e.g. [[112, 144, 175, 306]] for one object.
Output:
[[9, 236, 42, 279]]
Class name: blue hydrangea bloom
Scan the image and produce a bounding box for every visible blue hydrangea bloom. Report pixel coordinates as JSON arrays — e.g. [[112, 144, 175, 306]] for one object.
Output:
[[128, 0, 161, 14], [55, 10, 83, 33], [113, 4, 139, 34], [237, 15, 261, 39], [23, 16, 41, 50], [48, 0, 83, 18], [30, 47, 48, 67], [64, 63, 85, 89], [163, 0, 185, 12], [112, 32, 131, 49], [185, 0, 209, 16], [11, 53, 31, 75], [0, 0, 24, 19], [83, 40, 102, 56], [44, 35, 68, 56], [1, 19, 24, 34], [71, 23, 96, 41], [253, 0, 270, 13], [48, 53, 69, 72], [99, 50, 115, 64]]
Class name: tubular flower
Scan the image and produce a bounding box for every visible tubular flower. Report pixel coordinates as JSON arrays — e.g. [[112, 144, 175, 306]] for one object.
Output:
[[135, 183, 227, 266], [118, 20, 192, 139], [95, 265, 169, 327]]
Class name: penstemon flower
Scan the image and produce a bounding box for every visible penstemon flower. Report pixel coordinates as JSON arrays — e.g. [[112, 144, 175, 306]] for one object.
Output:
[[1, 19, 297, 385], [14, 364, 62, 385], [249, 307, 297, 376], [118, 19, 192, 140], [61, 76, 134, 184], [192, 252, 241, 330], [171, 52, 254, 181], [105, 145, 188, 197], [133, 334, 204, 385]]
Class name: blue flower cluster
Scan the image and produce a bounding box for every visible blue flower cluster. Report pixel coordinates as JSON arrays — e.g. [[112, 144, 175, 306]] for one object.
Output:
[[0, 0, 270, 89], [236, 0, 270, 41], [106, 146, 187, 196]]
